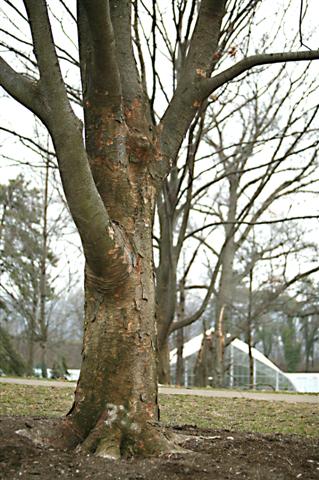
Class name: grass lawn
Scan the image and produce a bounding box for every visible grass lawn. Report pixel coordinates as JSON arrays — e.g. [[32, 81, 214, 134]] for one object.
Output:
[[0, 383, 318, 437]]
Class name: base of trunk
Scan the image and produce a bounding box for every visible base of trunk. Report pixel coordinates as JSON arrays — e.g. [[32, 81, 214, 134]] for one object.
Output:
[[16, 416, 177, 458]]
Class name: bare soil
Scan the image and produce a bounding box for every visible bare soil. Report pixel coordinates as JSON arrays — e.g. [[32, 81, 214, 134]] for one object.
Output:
[[0, 416, 318, 479]]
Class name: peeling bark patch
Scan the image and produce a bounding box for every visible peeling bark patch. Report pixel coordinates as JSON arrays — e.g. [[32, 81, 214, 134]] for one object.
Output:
[[121, 308, 128, 329], [134, 298, 141, 312], [196, 68, 206, 77], [103, 404, 141, 435], [104, 404, 119, 427], [145, 402, 156, 419], [192, 100, 201, 108], [142, 285, 148, 301], [107, 225, 115, 240]]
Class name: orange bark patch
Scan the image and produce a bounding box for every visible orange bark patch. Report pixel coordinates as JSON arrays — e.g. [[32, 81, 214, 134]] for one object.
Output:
[[145, 402, 156, 420], [212, 51, 222, 60]]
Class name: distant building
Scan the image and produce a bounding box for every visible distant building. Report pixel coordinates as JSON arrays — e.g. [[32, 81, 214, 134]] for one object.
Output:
[[170, 333, 299, 392], [285, 373, 319, 393]]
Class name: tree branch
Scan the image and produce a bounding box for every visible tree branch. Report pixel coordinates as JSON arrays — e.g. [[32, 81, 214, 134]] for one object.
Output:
[[78, 0, 121, 101], [0, 57, 45, 118], [201, 50, 319, 97], [158, 0, 226, 174], [17, 0, 134, 284], [110, 0, 144, 107]]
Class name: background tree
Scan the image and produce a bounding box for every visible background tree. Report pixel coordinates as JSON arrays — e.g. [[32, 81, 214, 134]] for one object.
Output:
[[0, 324, 26, 376], [167, 62, 319, 385], [138, 0, 319, 385], [0, 175, 57, 375]]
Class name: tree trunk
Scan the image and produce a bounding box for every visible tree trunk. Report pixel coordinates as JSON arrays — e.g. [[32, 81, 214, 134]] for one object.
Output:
[[26, 328, 34, 377], [50, 90, 173, 455], [40, 341, 47, 378], [247, 268, 254, 389], [39, 156, 49, 379], [155, 197, 178, 385], [157, 339, 171, 385], [175, 328, 184, 386], [175, 280, 185, 386], [58, 209, 173, 457], [213, 175, 238, 381], [215, 306, 225, 388], [65, 256, 164, 458], [27, 303, 36, 376], [194, 332, 213, 387]]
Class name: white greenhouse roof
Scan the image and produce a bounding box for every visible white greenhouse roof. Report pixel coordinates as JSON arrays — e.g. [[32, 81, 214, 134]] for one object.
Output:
[[231, 338, 282, 373], [170, 329, 212, 364], [170, 331, 281, 374]]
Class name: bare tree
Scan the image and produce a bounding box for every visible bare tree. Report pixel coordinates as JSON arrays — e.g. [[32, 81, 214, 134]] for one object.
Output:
[[1, 0, 319, 457], [167, 60, 319, 385]]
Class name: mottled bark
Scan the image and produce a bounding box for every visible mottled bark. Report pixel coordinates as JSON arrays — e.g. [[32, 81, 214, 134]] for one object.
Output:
[[54, 99, 173, 455], [67, 254, 161, 457], [62, 98, 171, 455], [62, 8, 169, 448]]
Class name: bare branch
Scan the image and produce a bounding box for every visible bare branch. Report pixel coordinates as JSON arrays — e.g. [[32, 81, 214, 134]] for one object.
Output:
[[0, 57, 44, 117], [78, 0, 121, 101], [202, 50, 319, 98]]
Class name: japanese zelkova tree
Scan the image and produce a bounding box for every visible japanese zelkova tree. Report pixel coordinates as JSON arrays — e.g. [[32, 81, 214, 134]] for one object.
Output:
[[1, 0, 319, 458]]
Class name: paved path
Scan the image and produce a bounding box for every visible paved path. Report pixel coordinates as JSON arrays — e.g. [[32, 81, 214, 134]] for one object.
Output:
[[159, 386, 319, 403], [1, 377, 318, 404]]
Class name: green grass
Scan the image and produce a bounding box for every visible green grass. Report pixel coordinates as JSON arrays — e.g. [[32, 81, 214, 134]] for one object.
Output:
[[160, 394, 319, 437], [0, 383, 318, 437], [0, 383, 74, 417]]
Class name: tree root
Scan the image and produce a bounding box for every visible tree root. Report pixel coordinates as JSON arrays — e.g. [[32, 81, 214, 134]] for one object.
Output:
[[76, 417, 176, 458], [15, 418, 82, 450], [15, 414, 185, 458]]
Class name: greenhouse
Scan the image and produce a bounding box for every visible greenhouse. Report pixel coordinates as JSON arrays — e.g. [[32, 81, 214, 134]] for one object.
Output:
[[227, 338, 296, 391], [170, 332, 296, 391]]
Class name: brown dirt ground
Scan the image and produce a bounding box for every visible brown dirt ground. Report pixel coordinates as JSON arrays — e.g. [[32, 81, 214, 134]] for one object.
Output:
[[0, 416, 318, 480]]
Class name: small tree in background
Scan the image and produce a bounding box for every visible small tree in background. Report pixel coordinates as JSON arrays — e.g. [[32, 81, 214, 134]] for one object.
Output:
[[0, 176, 57, 375]]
